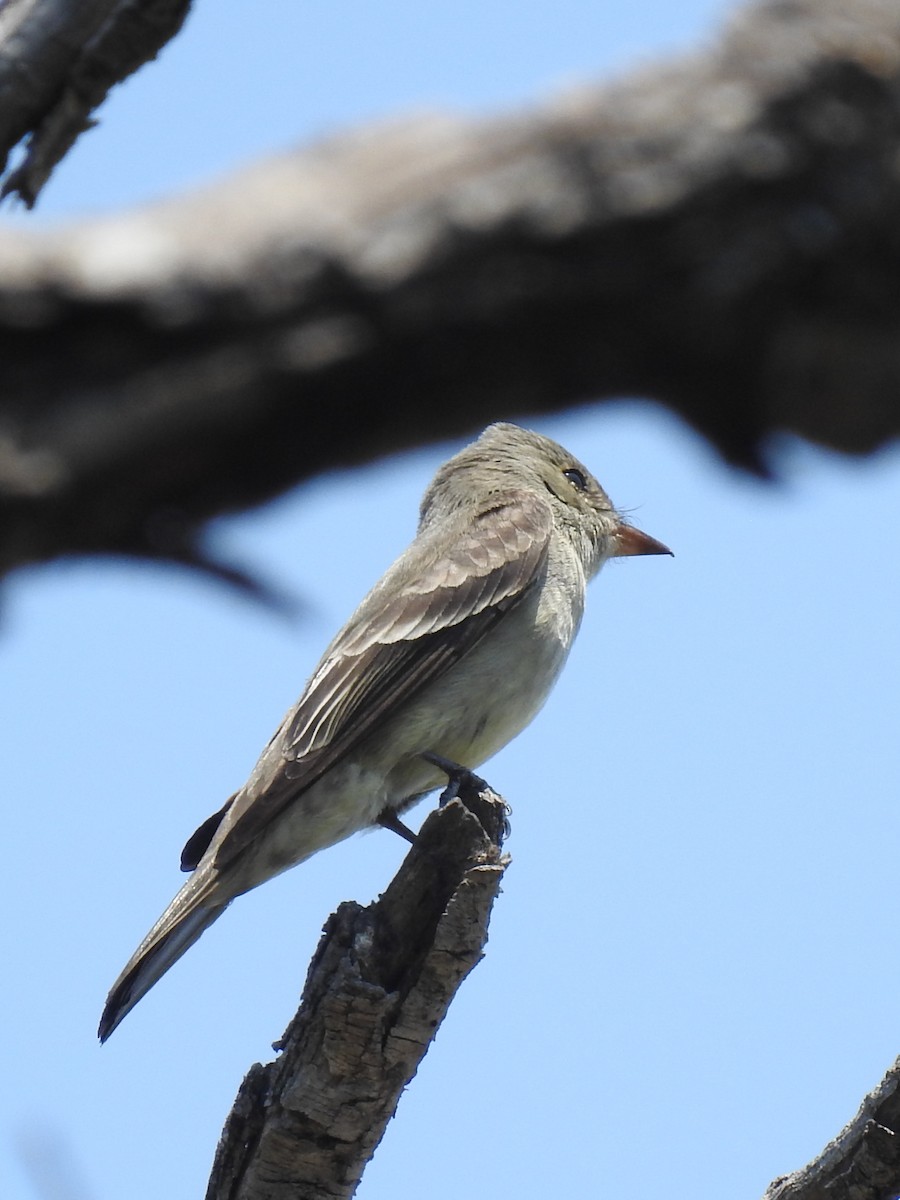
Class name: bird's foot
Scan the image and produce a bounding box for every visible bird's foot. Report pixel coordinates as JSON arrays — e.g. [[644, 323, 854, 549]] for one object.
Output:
[[422, 751, 511, 846]]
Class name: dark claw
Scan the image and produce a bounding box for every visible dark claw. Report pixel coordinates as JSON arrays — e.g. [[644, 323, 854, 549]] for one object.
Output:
[[377, 807, 418, 845], [421, 751, 489, 807]]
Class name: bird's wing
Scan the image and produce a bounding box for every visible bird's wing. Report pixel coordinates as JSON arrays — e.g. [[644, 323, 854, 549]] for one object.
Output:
[[210, 490, 553, 869]]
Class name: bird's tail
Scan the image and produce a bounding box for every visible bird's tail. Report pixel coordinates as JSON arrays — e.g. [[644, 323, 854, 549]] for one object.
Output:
[[98, 894, 228, 1042]]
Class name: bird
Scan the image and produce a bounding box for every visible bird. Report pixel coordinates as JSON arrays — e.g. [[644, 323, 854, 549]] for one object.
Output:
[[99, 422, 671, 1040]]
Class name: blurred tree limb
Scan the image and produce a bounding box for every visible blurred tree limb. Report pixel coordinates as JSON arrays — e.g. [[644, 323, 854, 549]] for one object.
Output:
[[0, 0, 192, 207], [2, 0, 900, 586]]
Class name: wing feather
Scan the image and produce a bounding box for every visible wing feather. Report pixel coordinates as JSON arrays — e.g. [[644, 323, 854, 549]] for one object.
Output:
[[211, 490, 552, 869]]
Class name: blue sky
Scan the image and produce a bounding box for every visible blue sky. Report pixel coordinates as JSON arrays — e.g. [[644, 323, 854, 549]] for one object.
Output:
[[4, 3, 900, 1199]]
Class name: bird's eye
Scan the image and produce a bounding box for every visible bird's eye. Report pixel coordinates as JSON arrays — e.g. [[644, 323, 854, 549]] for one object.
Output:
[[563, 467, 588, 491]]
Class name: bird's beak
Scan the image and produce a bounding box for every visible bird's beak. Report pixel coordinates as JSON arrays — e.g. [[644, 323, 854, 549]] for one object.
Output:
[[613, 523, 673, 558]]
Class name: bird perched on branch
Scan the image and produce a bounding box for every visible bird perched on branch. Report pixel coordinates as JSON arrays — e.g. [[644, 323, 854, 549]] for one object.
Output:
[[99, 422, 671, 1040]]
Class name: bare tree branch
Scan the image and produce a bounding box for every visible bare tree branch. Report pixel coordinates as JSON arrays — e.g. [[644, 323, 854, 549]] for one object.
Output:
[[2, 0, 900, 584], [0, 0, 192, 206], [763, 1057, 900, 1200], [205, 788, 509, 1200], [199, 775, 900, 1200]]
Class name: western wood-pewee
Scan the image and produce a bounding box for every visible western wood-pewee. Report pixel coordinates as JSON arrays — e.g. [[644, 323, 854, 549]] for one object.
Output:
[[99, 422, 671, 1040]]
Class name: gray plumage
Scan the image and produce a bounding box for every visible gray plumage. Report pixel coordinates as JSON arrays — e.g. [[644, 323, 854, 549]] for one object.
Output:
[[99, 422, 670, 1040]]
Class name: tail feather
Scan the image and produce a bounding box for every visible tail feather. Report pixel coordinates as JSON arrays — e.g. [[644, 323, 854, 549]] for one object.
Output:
[[99, 900, 228, 1042]]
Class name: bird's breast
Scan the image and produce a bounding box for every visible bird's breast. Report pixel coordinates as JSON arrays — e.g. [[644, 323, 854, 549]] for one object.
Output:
[[376, 556, 586, 803]]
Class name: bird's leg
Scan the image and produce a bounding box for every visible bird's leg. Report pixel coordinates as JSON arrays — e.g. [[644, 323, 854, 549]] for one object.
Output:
[[376, 807, 418, 845], [421, 751, 489, 807]]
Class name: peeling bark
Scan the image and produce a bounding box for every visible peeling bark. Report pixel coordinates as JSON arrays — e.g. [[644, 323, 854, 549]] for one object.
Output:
[[763, 1057, 900, 1200], [205, 789, 509, 1200]]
